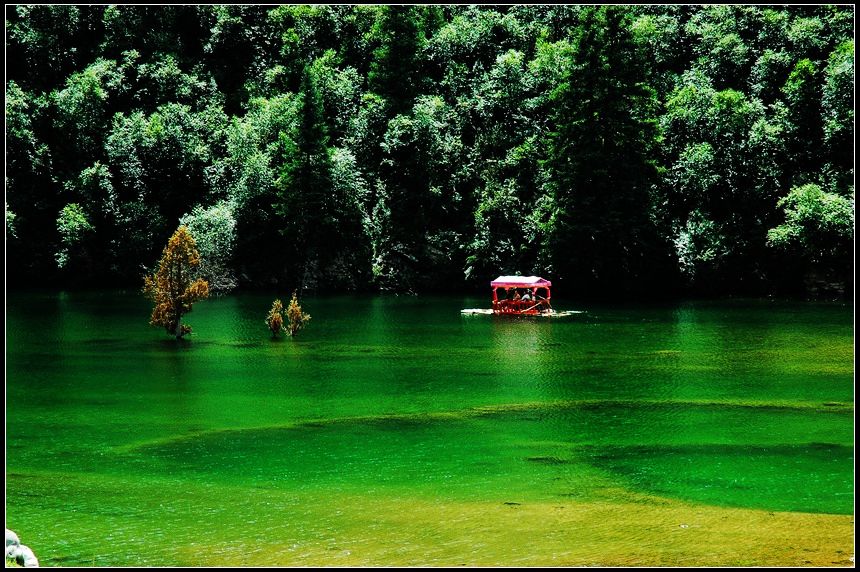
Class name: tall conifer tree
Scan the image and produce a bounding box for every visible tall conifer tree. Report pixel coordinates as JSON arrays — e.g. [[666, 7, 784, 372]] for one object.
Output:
[[275, 65, 334, 288], [546, 6, 668, 296]]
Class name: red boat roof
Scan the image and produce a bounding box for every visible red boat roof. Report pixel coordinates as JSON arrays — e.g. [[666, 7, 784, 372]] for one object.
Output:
[[490, 276, 552, 288]]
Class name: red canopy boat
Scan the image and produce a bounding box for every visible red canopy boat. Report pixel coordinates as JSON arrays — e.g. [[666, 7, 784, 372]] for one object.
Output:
[[490, 276, 552, 315]]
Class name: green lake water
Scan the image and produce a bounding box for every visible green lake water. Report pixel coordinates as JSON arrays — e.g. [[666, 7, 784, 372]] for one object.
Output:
[[4, 292, 855, 566]]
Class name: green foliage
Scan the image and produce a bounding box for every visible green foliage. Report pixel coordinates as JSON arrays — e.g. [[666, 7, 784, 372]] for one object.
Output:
[[781, 58, 822, 173], [467, 179, 529, 280], [274, 65, 334, 287], [309, 50, 362, 141], [661, 70, 791, 289], [99, 6, 210, 64], [5, 83, 56, 263], [204, 5, 277, 113], [369, 6, 422, 114], [767, 184, 854, 256], [214, 93, 300, 286], [821, 41, 853, 171], [179, 201, 238, 293], [6, 5, 98, 91], [52, 58, 125, 173], [545, 6, 668, 295], [3, 5, 854, 297], [55, 202, 94, 269], [673, 211, 731, 283], [132, 53, 217, 110], [669, 143, 719, 207], [750, 49, 793, 103], [375, 95, 469, 291], [685, 6, 755, 88], [328, 147, 373, 289], [6, 204, 18, 239], [766, 183, 853, 292], [104, 103, 228, 254], [787, 16, 827, 58]]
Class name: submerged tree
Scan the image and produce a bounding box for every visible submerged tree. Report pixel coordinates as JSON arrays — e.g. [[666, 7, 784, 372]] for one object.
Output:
[[143, 225, 210, 339], [285, 290, 311, 336], [265, 298, 285, 338]]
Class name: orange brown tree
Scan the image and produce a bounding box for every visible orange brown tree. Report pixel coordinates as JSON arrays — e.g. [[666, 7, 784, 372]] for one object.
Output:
[[286, 290, 311, 336], [143, 225, 210, 339], [265, 298, 285, 338]]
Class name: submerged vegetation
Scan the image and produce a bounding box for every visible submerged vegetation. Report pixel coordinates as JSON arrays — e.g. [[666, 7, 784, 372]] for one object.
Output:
[[4, 5, 854, 297], [265, 298, 286, 338], [264, 293, 310, 338], [286, 291, 311, 337]]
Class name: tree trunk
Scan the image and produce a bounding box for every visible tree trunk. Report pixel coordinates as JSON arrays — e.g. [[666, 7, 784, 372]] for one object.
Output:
[[174, 311, 184, 339]]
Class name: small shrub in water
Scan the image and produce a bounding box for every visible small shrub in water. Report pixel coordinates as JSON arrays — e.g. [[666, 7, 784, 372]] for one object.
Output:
[[265, 299, 285, 338], [286, 291, 311, 336]]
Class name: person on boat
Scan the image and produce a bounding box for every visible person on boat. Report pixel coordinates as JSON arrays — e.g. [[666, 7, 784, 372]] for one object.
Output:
[[513, 290, 521, 301], [535, 292, 552, 311], [521, 291, 532, 302]]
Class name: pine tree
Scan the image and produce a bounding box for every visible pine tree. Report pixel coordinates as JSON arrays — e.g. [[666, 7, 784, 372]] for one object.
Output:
[[274, 65, 333, 287], [545, 6, 668, 296]]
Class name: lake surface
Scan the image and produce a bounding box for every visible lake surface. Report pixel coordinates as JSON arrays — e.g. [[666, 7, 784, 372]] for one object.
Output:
[[5, 292, 854, 566]]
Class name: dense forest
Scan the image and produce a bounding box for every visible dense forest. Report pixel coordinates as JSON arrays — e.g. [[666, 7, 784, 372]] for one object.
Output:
[[5, 5, 854, 298]]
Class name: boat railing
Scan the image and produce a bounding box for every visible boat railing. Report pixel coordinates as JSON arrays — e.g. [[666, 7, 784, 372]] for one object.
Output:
[[493, 298, 551, 314]]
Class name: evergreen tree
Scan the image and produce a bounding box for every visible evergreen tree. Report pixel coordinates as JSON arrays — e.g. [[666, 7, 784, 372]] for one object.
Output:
[[274, 65, 334, 288], [782, 58, 823, 178], [545, 6, 670, 296]]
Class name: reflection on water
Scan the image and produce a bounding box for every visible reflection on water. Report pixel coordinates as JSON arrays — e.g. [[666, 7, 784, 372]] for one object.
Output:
[[5, 292, 854, 566]]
